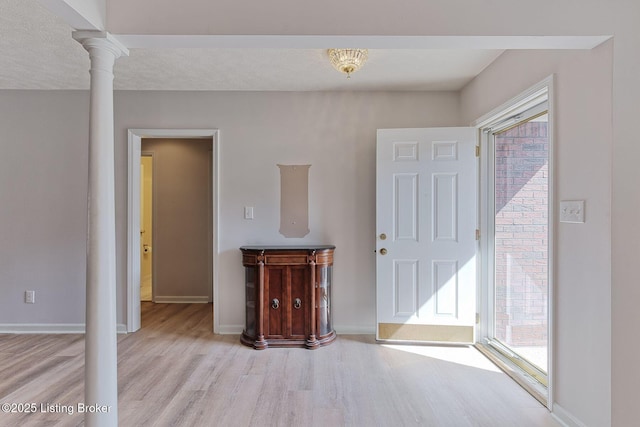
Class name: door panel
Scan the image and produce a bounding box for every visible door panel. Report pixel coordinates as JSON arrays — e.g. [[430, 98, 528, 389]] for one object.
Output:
[[433, 173, 457, 241], [266, 267, 284, 338], [376, 127, 477, 343], [394, 174, 419, 241], [393, 259, 418, 316], [289, 266, 307, 338]]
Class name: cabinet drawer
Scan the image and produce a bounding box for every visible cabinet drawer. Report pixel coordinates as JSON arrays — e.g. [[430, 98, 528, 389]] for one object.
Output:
[[265, 254, 308, 265]]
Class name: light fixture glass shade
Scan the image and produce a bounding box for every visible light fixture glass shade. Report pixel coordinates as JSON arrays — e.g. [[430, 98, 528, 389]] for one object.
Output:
[[327, 48, 369, 78]]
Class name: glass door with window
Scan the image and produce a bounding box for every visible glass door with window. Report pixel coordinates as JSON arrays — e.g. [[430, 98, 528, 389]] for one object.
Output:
[[492, 108, 549, 382], [481, 91, 552, 398]]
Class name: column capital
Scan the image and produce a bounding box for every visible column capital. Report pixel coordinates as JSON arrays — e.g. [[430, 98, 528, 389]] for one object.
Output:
[[73, 30, 129, 59]]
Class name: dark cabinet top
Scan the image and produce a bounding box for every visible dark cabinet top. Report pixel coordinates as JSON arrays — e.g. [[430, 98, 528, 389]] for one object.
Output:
[[240, 245, 335, 251]]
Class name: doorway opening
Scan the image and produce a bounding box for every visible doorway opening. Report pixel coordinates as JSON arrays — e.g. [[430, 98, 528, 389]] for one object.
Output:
[[127, 129, 219, 333], [475, 77, 553, 407], [140, 138, 213, 306]]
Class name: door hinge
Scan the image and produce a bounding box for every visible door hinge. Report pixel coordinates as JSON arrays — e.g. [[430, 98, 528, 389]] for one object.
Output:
[[475, 229, 480, 240], [475, 145, 480, 157], [476, 313, 480, 324]]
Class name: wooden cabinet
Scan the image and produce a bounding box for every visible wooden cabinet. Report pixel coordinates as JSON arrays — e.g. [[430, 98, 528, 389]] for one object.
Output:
[[240, 246, 336, 349]]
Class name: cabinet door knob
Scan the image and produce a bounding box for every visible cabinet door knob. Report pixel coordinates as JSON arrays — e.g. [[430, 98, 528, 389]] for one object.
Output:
[[294, 298, 302, 309], [379, 233, 387, 240], [380, 248, 388, 255], [271, 298, 279, 309]]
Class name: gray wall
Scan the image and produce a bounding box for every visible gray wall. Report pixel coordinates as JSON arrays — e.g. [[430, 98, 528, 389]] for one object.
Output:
[[0, 90, 88, 325], [0, 90, 460, 330], [114, 91, 461, 332], [461, 44, 613, 426]]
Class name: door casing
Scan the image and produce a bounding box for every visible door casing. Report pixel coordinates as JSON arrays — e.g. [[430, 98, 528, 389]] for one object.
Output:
[[127, 129, 219, 333], [473, 75, 555, 409]]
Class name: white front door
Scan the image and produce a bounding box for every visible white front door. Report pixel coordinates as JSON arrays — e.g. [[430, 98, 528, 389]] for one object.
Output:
[[376, 128, 477, 343]]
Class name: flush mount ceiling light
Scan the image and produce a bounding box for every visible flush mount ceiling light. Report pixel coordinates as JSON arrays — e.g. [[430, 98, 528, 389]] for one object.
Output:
[[327, 48, 369, 78]]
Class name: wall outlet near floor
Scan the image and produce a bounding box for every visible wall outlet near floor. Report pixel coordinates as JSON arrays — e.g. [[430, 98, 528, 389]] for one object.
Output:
[[25, 290, 35, 304], [560, 200, 585, 223]]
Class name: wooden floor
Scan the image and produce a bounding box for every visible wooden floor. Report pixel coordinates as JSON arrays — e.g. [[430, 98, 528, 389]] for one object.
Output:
[[0, 303, 559, 426]]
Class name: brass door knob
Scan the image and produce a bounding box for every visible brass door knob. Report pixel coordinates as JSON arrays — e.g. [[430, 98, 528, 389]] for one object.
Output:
[[379, 233, 387, 240], [380, 248, 388, 255]]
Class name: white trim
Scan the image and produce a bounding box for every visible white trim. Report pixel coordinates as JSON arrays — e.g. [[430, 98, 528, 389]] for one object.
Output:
[[474, 75, 555, 409], [116, 35, 611, 50], [473, 77, 553, 128], [547, 78, 556, 410], [476, 129, 491, 345], [127, 129, 220, 333], [552, 404, 587, 427], [487, 100, 548, 134], [127, 131, 141, 332], [39, 0, 105, 31], [0, 324, 128, 334], [217, 325, 244, 335], [153, 296, 210, 304], [73, 31, 129, 56], [336, 325, 377, 335]]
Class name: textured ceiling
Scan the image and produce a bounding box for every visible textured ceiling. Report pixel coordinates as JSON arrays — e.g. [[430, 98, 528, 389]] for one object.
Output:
[[0, 1, 503, 91], [0, 0, 90, 90]]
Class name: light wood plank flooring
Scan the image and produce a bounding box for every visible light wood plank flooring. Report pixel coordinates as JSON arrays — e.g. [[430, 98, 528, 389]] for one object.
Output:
[[0, 303, 558, 426]]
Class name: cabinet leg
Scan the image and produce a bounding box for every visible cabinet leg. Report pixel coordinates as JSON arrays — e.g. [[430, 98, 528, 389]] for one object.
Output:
[[254, 335, 268, 350], [306, 335, 319, 349]]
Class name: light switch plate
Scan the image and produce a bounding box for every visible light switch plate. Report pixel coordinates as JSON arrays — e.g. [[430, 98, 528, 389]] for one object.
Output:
[[244, 206, 254, 220], [25, 290, 35, 304], [560, 200, 585, 223]]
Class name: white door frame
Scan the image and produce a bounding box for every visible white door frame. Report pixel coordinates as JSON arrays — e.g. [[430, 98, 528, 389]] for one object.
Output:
[[127, 129, 220, 333], [473, 75, 554, 409]]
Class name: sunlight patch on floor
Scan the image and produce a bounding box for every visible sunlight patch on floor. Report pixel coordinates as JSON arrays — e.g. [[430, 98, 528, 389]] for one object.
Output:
[[382, 344, 502, 372]]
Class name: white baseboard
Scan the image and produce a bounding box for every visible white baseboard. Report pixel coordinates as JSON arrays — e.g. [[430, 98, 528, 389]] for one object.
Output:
[[0, 323, 128, 334], [335, 325, 377, 334], [552, 404, 586, 427], [153, 296, 210, 303], [218, 324, 244, 335]]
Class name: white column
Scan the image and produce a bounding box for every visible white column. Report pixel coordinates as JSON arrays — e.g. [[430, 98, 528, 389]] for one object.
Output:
[[73, 31, 128, 427]]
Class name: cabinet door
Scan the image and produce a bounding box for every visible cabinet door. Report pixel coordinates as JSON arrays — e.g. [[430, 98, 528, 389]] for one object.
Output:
[[265, 266, 285, 338], [288, 265, 308, 338], [317, 265, 332, 337]]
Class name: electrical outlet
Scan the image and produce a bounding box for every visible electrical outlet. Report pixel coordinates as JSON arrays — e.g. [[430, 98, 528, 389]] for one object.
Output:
[[25, 290, 35, 304]]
